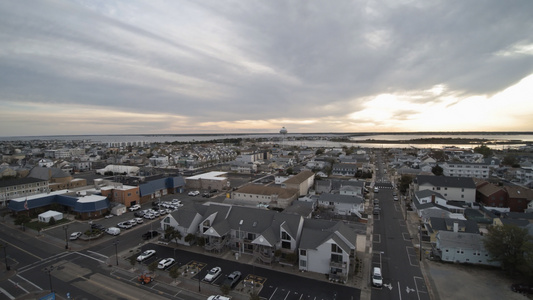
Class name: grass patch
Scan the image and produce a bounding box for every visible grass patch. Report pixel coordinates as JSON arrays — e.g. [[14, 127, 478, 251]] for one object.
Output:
[[25, 218, 70, 231]]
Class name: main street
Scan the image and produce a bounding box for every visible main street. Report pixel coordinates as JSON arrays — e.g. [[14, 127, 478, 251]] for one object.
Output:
[[371, 153, 430, 300]]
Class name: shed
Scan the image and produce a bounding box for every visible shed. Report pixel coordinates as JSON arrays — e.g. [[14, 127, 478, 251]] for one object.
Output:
[[111, 204, 127, 216], [38, 210, 63, 223]]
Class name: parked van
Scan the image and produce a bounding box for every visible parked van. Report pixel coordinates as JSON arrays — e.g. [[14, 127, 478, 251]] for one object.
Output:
[[106, 227, 121, 236]]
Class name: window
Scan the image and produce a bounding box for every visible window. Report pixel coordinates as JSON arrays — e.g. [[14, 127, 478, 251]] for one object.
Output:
[[331, 253, 342, 263], [300, 260, 306, 267], [164, 217, 170, 223], [331, 244, 342, 254], [282, 241, 291, 249], [282, 231, 291, 241], [300, 249, 307, 256]]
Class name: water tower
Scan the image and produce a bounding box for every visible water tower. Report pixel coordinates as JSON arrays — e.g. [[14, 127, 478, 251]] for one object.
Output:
[[279, 127, 288, 149]]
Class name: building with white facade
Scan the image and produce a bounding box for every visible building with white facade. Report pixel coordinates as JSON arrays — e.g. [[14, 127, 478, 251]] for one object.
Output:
[[441, 162, 490, 179]]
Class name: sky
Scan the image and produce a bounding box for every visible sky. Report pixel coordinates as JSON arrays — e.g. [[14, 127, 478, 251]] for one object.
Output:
[[1, 0, 533, 136]]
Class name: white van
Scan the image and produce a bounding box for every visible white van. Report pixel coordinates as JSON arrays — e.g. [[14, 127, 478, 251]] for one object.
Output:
[[106, 227, 121, 236], [372, 267, 383, 287]]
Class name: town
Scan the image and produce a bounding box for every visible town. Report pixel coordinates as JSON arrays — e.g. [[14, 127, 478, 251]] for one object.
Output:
[[0, 134, 532, 300]]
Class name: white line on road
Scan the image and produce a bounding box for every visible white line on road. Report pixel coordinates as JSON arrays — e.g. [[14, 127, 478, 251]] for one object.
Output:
[[8, 279, 29, 293], [0, 238, 43, 260], [86, 250, 109, 259], [18, 252, 71, 273], [268, 287, 278, 300], [398, 281, 402, 300], [0, 287, 15, 300], [74, 252, 105, 263], [17, 274, 43, 291]]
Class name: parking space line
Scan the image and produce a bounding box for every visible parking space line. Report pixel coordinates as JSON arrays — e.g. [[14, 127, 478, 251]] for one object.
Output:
[[402, 232, 411, 241], [373, 234, 381, 243], [268, 287, 278, 300], [406, 247, 419, 267]]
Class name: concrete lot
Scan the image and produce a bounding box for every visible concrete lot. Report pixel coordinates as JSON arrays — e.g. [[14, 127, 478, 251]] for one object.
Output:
[[427, 259, 530, 300]]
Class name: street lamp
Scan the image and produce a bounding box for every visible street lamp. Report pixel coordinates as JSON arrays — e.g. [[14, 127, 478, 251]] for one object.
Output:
[[113, 239, 119, 266], [44, 265, 55, 293], [63, 225, 69, 250], [1, 243, 9, 271]]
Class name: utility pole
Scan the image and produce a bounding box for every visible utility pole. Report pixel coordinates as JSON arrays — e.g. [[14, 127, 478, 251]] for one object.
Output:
[[63, 225, 69, 250]]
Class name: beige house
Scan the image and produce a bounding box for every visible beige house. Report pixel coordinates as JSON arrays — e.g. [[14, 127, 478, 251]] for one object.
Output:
[[231, 184, 299, 209], [281, 170, 315, 197]]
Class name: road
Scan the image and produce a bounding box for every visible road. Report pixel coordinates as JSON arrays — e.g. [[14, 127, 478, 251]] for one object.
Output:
[[371, 152, 430, 300]]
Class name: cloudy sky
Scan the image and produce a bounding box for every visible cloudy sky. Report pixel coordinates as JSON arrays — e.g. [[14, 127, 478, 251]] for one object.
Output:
[[1, 0, 532, 136]]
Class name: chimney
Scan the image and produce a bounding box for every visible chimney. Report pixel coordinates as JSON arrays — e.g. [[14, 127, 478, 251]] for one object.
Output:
[[453, 222, 459, 233], [431, 194, 435, 203]]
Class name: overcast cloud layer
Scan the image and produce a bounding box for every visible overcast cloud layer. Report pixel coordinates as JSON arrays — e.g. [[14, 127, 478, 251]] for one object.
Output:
[[1, 0, 533, 136]]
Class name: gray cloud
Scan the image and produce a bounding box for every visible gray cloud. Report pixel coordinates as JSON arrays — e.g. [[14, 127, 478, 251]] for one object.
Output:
[[1, 0, 532, 135]]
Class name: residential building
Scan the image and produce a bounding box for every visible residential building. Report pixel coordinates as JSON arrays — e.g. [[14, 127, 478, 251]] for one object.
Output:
[[441, 162, 490, 179], [434, 231, 499, 266], [317, 193, 364, 216], [415, 175, 476, 203], [231, 184, 299, 209], [0, 177, 50, 207], [281, 170, 315, 197]]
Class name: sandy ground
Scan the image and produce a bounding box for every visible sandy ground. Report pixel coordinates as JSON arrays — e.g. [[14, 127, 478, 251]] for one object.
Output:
[[427, 260, 531, 300]]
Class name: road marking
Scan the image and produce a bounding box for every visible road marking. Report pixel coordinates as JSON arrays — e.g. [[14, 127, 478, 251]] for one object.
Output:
[[398, 281, 402, 300], [18, 252, 71, 273], [17, 274, 43, 291], [74, 252, 105, 263], [8, 279, 29, 293], [86, 250, 109, 259], [268, 287, 278, 300], [0, 238, 43, 260], [0, 287, 15, 300]]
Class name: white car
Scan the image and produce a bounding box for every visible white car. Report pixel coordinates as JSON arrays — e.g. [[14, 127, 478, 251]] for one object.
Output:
[[117, 222, 132, 229], [188, 191, 200, 196], [137, 249, 156, 262], [372, 267, 383, 287], [204, 267, 222, 282], [207, 296, 231, 300], [171, 199, 183, 207], [105, 227, 121, 236], [144, 213, 155, 219], [157, 258, 175, 269], [128, 219, 137, 226], [129, 204, 141, 211], [135, 217, 144, 224], [69, 232, 82, 240]]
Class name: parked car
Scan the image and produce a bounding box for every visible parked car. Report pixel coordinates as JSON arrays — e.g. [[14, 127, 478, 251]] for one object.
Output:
[[69, 232, 82, 240], [91, 223, 105, 231], [204, 267, 222, 282], [134, 211, 145, 217], [511, 283, 533, 294], [222, 271, 241, 288], [137, 249, 156, 262], [105, 227, 121, 236], [142, 230, 159, 240], [171, 199, 183, 206], [207, 296, 230, 300], [373, 206, 381, 215], [135, 217, 144, 224], [372, 267, 383, 287], [144, 213, 155, 220], [128, 219, 137, 226], [202, 192, 212, 198], [104, 214, 113, 219], [157, 258, 175, 269], [188, 190, 200, 196], [374, 187, 379, 193], [393, 195, 398, 201], [129, 204, 141, 211], [117, 222, 132, 229]]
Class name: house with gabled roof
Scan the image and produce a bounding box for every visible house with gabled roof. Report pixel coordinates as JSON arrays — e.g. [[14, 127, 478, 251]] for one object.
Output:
[[231, 184, 299, 208], [298, 219, 357, 283], [318, 193, 364, 216], [415, 175, 476, 203], [426, 217, 479, 243], [281, 170, 315, 197]]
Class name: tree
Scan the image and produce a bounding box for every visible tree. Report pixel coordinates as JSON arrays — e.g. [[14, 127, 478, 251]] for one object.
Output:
[[398, 175, 414, 195], [483, 224, 533, 277], [502, 154, 519, 167], [169, 266, 180, 283], [184, 233, 196, 245], [14, 214, 31, 226], [315, 149, 324, 155], [431, 165, 443, 176], [249, 291, 260, 300], [48, 217, 56, 225], [474, 144, 493, 158], [128, 255, 137, 270], [165, 227, 183, 245]]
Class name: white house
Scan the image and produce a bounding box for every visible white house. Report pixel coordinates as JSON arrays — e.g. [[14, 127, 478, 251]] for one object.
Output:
[[298, 219, 357, 283], [317, 193, 364, 215], [415, 175, 476, 203], [435, 231, 499, 266]]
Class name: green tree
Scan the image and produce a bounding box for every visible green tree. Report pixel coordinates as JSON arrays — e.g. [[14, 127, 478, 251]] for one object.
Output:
[[48, 217, 56, 225], [502, 154, 519, 167], [431, 165, 443, 176], [315, 149, 324, 155], [184, 233, 196, 245], [128, 255, 137, 270], [14, 214, 31, 226], [169, 266, 180, 283], [474, 144, 493, 158], [398, 175, 414, 195], [165, 227, 183, 245], [483, 224, 533, 277]]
